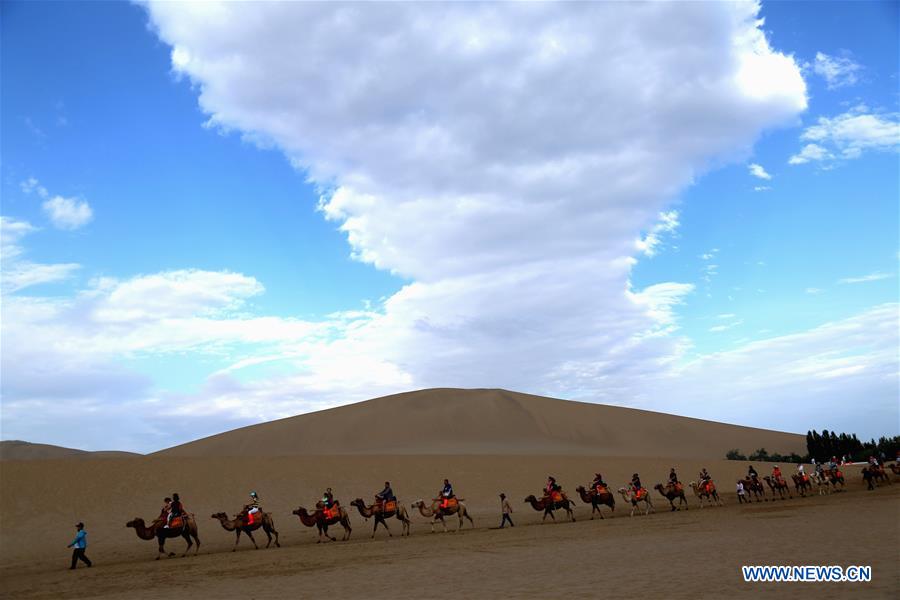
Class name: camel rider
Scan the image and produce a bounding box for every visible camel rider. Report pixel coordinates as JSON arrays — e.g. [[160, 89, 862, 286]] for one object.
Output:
[[375, 481, 395, 509], [591, 473, 607, 492], [160, 497, 172, 522], [748, 465, 759, 481], [815, 462, 824, 476], [322, 488, 335, 509], [631, 473, 643, 495], [699, 468, 712, 491], [166, 493, 183, 528], [246, 491, 261, 518], [439, 479, 454, 509], [545, 476, 562, 500], [668, 468, 680, 489], [772, 465, 783, 482]]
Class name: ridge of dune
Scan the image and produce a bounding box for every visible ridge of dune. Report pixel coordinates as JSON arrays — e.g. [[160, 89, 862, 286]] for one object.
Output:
[[155, 388, 805, 459], [0, 440, 141, 461]]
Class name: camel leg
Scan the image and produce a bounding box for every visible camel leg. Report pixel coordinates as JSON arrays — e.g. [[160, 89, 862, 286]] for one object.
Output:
[[246, 530, 259, 550], [181, 531, 193, 557], [233, 530, 241, 551]]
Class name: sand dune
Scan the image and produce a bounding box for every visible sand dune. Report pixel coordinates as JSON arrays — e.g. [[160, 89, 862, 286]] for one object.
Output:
[[156, 388, 805, 459], [0, 440, 140, 461]]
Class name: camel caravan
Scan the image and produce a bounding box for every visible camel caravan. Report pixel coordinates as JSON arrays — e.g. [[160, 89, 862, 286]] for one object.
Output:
[[122, 461, 898, 560]]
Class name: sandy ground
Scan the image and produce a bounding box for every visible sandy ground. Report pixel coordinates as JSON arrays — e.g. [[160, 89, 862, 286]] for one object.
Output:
[[1, 455, 897, 599]]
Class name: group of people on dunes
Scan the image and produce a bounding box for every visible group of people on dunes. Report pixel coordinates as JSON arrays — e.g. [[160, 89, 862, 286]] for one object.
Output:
[[115, 460, 896, 562]]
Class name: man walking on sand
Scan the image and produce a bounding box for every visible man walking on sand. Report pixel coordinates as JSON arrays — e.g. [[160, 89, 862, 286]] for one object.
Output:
[[499, 493, 514, 528], [67, 522, 92, 570]]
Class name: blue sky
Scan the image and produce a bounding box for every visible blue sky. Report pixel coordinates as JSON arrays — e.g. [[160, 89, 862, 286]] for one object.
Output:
[[2, 1, 897, 451]]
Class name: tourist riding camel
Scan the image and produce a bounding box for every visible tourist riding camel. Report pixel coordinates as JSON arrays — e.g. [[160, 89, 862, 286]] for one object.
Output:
[[350, 493, 411, 538], [525, 490, 576, 523], [411, 496, 474, 533], [690, 478, 723, 508], [617, 485, 654, 517], [127, 507, 201, 559], [576, 484, 615, 519], [654, 482, 689, 511], [293, 492, 352, 543], [211, 506, 279, 551]]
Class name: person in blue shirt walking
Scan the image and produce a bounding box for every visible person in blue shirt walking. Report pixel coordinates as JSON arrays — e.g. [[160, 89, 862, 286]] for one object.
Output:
[[67, 522, 92, 570]]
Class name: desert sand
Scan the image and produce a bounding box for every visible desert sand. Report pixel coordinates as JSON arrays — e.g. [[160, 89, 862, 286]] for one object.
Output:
[[1, 390, 896, 599]]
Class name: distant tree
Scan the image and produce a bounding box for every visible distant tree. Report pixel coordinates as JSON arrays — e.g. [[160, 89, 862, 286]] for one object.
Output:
[[725, 449, 746, 461], [749, 447, 769, 461]]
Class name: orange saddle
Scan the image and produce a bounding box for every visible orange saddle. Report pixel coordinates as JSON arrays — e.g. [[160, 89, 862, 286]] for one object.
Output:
[[322, 506, 339, 520], [634, 488, 647, 500], [382, 500, 397, 513], [594, 484, 608, 495], [550, 491, 563, 503], [703, 481, 715, 493], [168, 516, 184, 529], [440, 497, 458, 509], [242, 512, 259, 527]]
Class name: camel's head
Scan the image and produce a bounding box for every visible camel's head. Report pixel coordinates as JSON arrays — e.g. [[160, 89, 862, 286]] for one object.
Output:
[[654, 483, 664, 490], [211, 512, 227, 520], [617, 487, 628, 495], [291, 507, 305, 517], [125, 518, 140, 528], [575, 485, 585, 493], [523, 495, 537, 503], [411, 499, 424, 508], [350, 499, 363, 508]]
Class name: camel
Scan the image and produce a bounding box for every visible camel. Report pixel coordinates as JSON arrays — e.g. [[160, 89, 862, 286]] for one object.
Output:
[[524, 494, 576, 523], [823, 468, 845, 490], [812, 472, 831, 496], [617, 487, 654, 517], [888, 463, 900, 479], [763, 476, 793, 500], [292, 504, 352, 543], [654, 483, 689, 511], [126, 515, 200, 559], [791, 473, 813, 497], [211, 511, 279, 551], [869, 465, 892, 486], [575, 485, 615, 519], [411, 498, 474, 533], [689, 481, 724, 508], [350, 498, 411, 538], [741, 477, 767, 502]]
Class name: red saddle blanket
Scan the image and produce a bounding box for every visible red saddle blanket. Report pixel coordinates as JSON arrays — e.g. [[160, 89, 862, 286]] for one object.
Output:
[[380, 500, 397, 513], [322, 506, 339, 520], [167, 516, 184, 529], [440, 497, 458, 510], [242, 512, 260, 527], [634, 488, 647, 500], [594, 485, 609, 495], [550, 491, 563, 503]]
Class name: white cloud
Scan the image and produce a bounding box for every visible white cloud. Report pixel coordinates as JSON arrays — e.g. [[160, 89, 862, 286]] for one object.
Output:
[[648, 304, 899, 437], [838, 272, 893, 285], [0, 217, 80, 294], [4, 2, 824, 449], [790, 107, 900, 165], [813, 52, 862, 89], [709, 319, 743, 332], [748, 163, 771, 180], [805, 287, 823, 295], [41, 196, 93, 230], [788, 143, 834, 165], [754, 185, 771, 192], [20, 177, 49, 198]]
